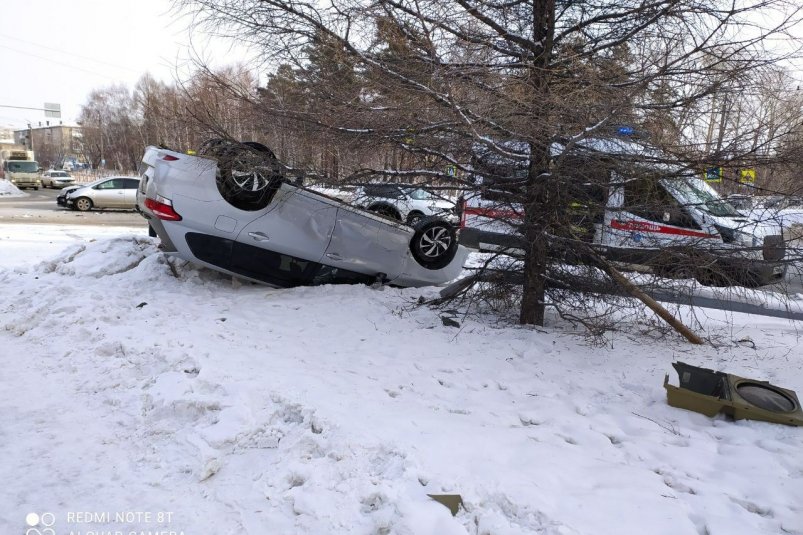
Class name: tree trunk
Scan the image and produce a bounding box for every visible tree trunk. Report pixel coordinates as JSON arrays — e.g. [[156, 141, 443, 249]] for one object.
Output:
[[519, 0, 555, 326]]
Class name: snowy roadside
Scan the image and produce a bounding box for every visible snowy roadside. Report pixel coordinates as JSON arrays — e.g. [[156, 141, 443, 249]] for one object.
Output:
[[0, 225, 801, 535], [0, 179, 27, 198]]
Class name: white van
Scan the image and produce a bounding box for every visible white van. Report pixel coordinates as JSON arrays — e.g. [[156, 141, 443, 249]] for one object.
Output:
[[459, 138, 786, 287]]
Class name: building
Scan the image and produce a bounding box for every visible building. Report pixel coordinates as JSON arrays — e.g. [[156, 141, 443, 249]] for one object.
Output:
[[13, 122, 84, 169], [0, 126, 26, 164]]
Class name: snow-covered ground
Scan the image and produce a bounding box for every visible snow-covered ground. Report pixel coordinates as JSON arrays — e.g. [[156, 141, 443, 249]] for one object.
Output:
[[0, 179, 26, 197], [1, 224, 802, 535]]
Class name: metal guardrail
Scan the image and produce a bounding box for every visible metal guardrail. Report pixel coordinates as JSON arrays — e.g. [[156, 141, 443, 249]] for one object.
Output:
[[439, 271, 803, 321]]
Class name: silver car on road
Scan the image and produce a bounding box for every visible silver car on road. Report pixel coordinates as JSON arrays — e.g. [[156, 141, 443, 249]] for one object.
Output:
[[41, 170, 76, 189], [136, 140, 467, 288], [60, 176, 141, 211]]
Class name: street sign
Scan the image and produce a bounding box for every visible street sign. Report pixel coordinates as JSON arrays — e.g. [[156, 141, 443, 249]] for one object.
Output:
[[739, 168, 756, 183], [704, 167, 722, 183], [44, 103, 61, 118]]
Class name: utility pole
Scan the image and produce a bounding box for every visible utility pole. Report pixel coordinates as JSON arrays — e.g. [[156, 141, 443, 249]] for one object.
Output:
[[27, 123, 34, 152], [714, 95, 730, 155]]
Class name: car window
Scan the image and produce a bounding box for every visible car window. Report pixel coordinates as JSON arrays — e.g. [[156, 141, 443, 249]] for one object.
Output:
[[364, 185, 401, 198], [54, 172, 69, 177], [664, 179, 742, 218], [122, 179, 140, 190], [407, 188, 434, 200], [8, 161, 38, 172], [624, 177, 701, 229], [96, 179, 122, 190]]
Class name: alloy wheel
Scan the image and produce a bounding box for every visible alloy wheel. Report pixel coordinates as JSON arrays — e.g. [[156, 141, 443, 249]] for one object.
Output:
[[419, 226, 452, 257]]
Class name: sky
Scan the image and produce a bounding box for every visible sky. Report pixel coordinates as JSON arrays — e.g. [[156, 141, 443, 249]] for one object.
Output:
[[0, 0, 252, 129], [1, 1, 802, 132]]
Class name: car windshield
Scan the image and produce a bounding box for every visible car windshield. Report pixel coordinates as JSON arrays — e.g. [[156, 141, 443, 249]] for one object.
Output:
[[84, 177, 114, 188], [54, 172, 69, 177], [7, 161, 38, 173], [664, 178, 742, 218], [406, 188, 434, 200]]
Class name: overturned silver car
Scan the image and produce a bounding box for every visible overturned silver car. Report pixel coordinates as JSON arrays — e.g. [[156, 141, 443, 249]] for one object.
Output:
[[136, 140, 467, 287]]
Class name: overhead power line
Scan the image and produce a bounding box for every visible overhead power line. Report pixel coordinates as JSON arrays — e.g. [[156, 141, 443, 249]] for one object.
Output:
[[0, 32, 144, 75], [0, 43, 124, 81]]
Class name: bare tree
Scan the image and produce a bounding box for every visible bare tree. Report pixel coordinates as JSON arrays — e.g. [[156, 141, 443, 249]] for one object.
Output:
[[170, 0, 803, 332]]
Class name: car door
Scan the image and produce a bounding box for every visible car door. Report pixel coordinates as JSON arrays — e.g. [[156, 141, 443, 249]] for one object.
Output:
[[232, 185, 338, 281], [122, 178, 140, 208], [91, 179, 125, 208], [322, 205, 410, 280], [605, 176, 715, 250]]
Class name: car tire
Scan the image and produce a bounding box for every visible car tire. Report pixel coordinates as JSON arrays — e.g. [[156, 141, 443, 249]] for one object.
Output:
[[202, 139, 283, 211], [406, 211, 425, 226], [410, 217, 458, 270], [74, 197, 93, 212]]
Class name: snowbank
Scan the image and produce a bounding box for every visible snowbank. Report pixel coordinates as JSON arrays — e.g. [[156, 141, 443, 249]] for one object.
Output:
[[0, 229, 801, 534], [0, 178, 26, 197]]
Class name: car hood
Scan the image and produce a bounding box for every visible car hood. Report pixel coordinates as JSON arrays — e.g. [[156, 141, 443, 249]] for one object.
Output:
[[429, 199, 456, 210], [707, 213, 782, 238], [747, 207, 803, 228], [61, 185, 84, 196]]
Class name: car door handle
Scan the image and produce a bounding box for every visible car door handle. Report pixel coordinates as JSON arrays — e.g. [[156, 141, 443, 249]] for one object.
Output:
[[325, 252, 342, 260], [248, 232, 270, 242]]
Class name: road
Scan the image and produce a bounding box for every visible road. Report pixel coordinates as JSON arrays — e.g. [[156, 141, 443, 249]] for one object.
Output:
[[2, 185, 802, 295], [0, 187, 144, 227]]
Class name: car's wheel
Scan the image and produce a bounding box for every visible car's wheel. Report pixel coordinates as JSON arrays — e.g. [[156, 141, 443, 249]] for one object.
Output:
[[410, 216, 459, 270], [33, 186, 39, 191], [201, 139, 283, 211], [406, 211, 425, 226], [74, 197, 93, 212]]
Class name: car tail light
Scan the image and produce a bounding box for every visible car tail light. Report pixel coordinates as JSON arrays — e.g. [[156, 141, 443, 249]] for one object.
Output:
[[162, 154, 180, 161], [144, 195, 182, 221]]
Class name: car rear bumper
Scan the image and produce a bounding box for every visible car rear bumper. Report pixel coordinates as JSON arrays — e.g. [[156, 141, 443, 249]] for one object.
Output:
[[135, 202, 179, 251]]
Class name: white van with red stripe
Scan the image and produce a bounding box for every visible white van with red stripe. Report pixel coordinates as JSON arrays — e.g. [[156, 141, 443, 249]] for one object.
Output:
[[459, 139, 786, 287]]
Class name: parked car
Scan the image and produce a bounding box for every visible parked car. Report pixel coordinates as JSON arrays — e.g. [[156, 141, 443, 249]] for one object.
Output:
[[353, 183, 458, 225], [725, 193, 753, 212], [730, 194, 803, 233], [57, 176, 140, 211], [136, 140, 468, 288], [460, 138, 787, 287], [41, 170, 75, 189]]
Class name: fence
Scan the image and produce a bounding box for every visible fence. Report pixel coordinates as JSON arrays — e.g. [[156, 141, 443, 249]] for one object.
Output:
[[71, 169, 138, 184]]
